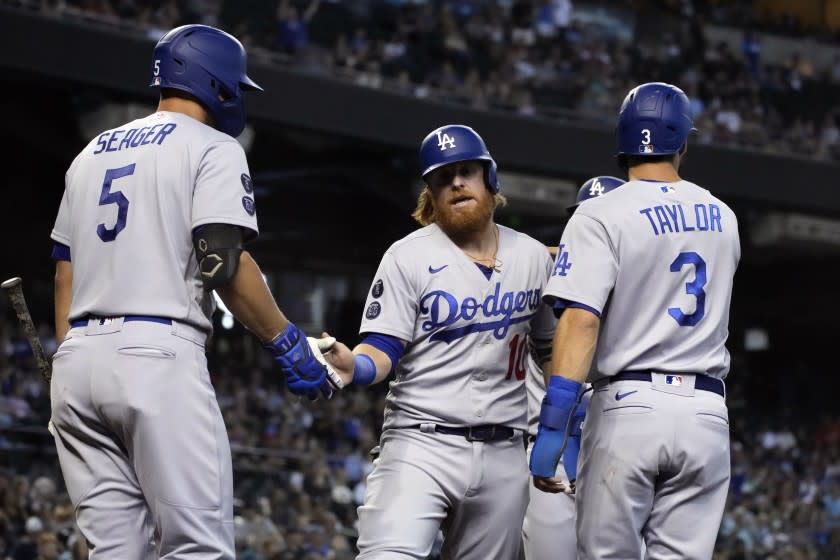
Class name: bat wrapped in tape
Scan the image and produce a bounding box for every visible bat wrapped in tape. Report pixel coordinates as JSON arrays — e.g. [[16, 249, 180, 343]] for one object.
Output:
[[2, 277, 52, 382]]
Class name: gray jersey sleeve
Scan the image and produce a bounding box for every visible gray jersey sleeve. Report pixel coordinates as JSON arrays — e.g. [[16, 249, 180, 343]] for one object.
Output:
[[52, 183, 72, 246], [359, 250, 417, 341], [52, 156, 84, 247], [192, 140, 259, 237], [544, 214, 617, 314]]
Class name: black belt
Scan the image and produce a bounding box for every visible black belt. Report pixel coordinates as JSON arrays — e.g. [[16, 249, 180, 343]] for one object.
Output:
[[604, 371, 725, 397], [417, 424, 516, 442], [70, 315, 173, 328]]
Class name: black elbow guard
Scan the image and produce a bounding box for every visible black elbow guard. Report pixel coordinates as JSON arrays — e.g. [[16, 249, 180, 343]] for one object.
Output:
[[193, 224, 244, 290], [530, 337, 553, 365]]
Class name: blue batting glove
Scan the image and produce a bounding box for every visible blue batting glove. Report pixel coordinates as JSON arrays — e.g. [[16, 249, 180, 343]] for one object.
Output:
[[530, 424, 567, 477], [561, 394, 589, 482], [529, 376, 582, 477], [264, 322, 328, 396], [298, 381, 334, 402]]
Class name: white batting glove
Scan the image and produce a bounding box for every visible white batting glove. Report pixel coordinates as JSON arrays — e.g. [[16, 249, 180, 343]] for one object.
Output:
[[307, 336, 345, 390]]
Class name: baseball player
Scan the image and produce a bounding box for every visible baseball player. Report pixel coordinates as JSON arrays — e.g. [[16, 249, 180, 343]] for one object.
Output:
[[521, 176, 624, 560], [530, 82, 740, 559], [49, 25, 332, 558], [324, 125, 556, 559]]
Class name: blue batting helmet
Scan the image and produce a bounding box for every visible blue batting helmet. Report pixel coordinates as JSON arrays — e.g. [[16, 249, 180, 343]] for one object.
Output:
[[150, 25, 263, 138], [567, 176, 624, 215], [419, 125, 500, 193], [616, 82, 696, 161]]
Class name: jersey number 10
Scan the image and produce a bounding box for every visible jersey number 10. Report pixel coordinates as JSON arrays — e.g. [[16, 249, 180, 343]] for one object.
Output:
[[506, 334, 529, 380], [97, 164, 135, 242]]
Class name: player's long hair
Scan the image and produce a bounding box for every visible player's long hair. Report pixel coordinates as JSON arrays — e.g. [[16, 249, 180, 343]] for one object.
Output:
[[412, 188, 507, 226]]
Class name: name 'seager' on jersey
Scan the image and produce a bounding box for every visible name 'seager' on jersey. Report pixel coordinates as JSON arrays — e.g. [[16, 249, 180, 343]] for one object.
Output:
[[93, 120, 178, 154]]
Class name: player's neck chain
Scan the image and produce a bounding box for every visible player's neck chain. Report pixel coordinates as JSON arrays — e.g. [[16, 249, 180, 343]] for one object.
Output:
[[460, 225, 501, 272]]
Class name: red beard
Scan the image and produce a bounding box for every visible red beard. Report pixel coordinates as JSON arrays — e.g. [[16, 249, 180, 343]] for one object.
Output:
[[434, 191, 495, 239]]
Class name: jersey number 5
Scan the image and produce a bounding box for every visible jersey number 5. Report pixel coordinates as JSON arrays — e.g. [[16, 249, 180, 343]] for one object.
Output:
[[667, 251, 706, 327], [97, 164, 135, 242]]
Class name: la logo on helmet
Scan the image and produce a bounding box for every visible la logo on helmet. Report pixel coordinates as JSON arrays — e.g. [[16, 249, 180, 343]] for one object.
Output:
[[437, 131, 456, 150], [589, 180, 605, 197]]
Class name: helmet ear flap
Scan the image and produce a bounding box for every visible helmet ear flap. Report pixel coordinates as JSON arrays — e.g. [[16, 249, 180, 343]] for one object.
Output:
[[485, 160, 499, 193]]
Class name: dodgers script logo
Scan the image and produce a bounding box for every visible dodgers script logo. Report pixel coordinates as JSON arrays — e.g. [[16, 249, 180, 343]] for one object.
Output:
[[437, 131, 456, 150], [419, 282, 541, 343]]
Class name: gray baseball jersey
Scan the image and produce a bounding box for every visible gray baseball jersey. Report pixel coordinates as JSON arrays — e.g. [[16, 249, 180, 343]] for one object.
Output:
[[51, 111, 258, 331], [49, 111, 256, 558], [360, 223, 556, 431], [356, 222, 556, 560], [544, 179, 739, 381], [543, 179, 739, 559]]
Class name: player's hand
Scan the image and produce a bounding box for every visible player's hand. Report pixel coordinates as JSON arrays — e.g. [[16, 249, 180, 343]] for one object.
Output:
[[307, 334, 346, 391], [320, 332, 355, 386], [533, 475, 570, 494], [530, 423, 567, 491], [264, 322, 328, 397], [531, 422, 579, 494], [546, 244, 559, 258]]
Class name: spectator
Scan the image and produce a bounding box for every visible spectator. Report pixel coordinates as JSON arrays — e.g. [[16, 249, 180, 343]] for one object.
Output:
[[35, 533, 60, 560], [535, 0, 573, 39], [741, 31, 761, 79], [276, 0, 321, 54], [8, 516, 42, 560]]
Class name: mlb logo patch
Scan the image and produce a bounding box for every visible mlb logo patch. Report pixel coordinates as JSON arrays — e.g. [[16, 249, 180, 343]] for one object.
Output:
[[639, 144, 654, 154], [665, 375, 683, 386], [153, 77, 161, 85], [660, 185, 676, 193]]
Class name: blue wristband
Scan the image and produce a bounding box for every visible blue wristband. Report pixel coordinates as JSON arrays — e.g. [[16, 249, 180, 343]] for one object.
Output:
[[353, 354, 377, 386], [539, 376, 583, 430], [546, 376, 583, 406]]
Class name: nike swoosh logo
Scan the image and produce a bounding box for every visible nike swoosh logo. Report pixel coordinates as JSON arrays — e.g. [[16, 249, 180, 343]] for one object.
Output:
[[615, 390, 638, 401], [428, 265, 448, 274]]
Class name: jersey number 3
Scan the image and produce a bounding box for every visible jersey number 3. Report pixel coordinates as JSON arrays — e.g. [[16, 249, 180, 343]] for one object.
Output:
[[97, 163, 135, 242], [668, 251, 706, 327]]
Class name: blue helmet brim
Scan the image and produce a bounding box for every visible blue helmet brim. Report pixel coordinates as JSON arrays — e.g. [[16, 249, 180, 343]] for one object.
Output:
[[241, 74, 263, 92]]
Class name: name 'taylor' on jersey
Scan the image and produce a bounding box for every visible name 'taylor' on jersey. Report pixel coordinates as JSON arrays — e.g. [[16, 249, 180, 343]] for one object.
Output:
[[639, 203, 724, 236]]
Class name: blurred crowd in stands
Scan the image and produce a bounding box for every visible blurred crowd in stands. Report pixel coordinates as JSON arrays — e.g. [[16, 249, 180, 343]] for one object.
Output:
[[1, 318, 840, 559], [8, 0, 840, 162]]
